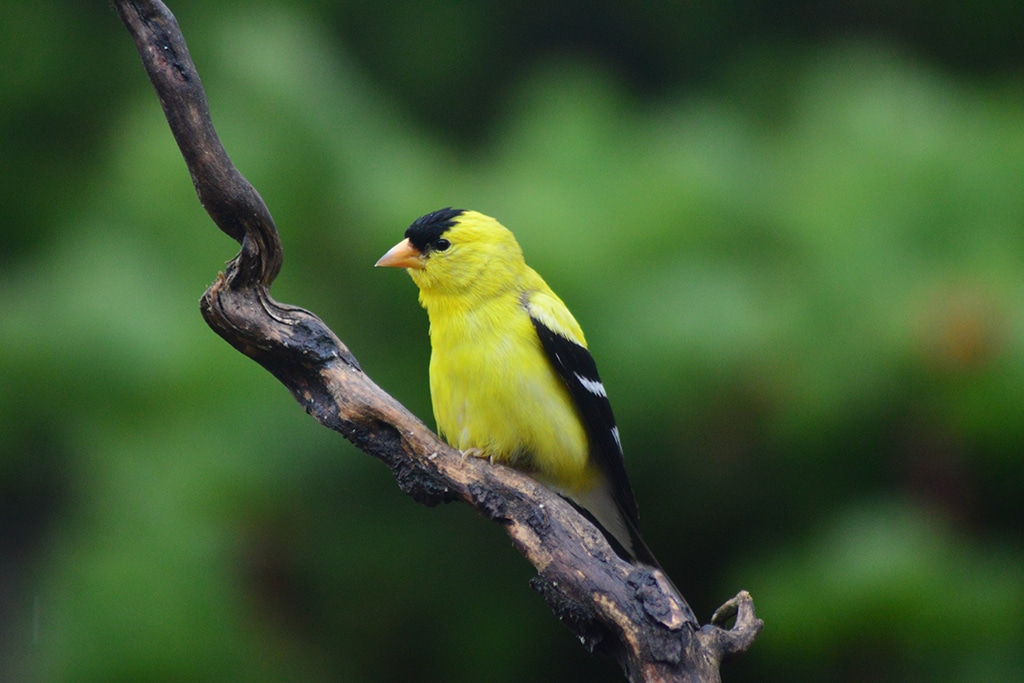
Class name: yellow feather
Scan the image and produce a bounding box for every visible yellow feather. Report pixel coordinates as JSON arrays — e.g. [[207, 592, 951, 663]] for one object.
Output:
[[409, 212, 599, 492], [378, 209, 664, 567]]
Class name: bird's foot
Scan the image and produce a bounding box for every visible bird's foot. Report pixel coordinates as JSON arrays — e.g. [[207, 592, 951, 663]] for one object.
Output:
[[460, 447, 493, 464]]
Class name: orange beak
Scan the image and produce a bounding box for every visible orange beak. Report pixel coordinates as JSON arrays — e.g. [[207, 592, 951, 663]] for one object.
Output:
[[375, 238, 424, 270]]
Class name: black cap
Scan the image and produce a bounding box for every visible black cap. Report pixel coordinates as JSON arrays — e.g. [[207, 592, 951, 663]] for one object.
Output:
[[405, 208, 465, 251]]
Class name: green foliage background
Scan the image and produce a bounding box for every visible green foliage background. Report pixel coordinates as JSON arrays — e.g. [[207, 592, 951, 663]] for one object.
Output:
[[2, 2, 1023, 681]]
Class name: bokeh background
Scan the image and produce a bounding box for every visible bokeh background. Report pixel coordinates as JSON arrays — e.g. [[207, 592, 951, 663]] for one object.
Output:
[[3, 1, 1023, 681]]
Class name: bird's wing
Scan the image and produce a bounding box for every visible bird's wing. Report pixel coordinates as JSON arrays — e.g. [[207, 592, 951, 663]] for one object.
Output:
[[524, 290, 640, 528]]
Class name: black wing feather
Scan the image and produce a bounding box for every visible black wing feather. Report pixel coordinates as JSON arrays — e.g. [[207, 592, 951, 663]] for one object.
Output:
[[529, 315, 640, 527]]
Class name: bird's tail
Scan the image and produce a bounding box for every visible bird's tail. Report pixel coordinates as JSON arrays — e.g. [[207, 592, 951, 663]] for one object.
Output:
[[562, 489, 696, 623], [620, 514, 696, 623]]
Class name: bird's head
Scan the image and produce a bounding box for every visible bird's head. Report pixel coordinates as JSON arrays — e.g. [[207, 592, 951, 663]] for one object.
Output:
[[376, 208, 524, 299]]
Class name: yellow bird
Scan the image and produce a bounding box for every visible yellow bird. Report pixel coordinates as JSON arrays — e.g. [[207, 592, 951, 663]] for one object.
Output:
[[377, 208, 662, 568]]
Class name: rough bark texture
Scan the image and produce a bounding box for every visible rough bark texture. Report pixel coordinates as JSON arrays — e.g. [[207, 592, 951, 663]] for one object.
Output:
[[113, 2, 763, 680]]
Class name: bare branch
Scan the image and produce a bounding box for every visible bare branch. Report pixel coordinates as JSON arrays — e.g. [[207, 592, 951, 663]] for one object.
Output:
[[113, 1, 762, 680]]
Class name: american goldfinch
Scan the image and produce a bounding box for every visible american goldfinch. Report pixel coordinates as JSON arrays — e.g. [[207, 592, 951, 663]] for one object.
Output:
[[377, 208, 661, 568]]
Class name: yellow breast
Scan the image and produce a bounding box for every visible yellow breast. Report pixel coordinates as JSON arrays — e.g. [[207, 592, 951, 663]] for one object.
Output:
[[425, 289, 596, 492]]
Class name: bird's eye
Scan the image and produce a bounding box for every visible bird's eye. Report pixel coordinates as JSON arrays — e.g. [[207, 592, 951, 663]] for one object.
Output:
[[434, 238, 451, 252]]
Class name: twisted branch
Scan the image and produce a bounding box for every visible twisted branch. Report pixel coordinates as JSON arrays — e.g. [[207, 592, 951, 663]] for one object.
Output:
[[113, 2, 762, 680]]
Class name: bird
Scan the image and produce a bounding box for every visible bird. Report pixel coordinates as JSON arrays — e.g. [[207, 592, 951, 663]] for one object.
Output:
[[376, 207, 664, 570]]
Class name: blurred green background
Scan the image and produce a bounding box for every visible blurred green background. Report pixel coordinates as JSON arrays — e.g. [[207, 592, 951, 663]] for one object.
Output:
[[2, 1, 1023, 681]]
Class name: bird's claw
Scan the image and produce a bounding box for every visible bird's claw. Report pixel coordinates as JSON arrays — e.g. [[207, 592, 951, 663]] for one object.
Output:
[[460, 447, 493, 464]]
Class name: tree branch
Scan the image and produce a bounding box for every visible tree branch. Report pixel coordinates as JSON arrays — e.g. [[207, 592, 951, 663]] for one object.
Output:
[[113, 1, 762, 680]]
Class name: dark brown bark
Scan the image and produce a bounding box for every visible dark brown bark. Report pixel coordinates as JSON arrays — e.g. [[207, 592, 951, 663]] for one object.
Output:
[[113, 2, 762, 680]]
